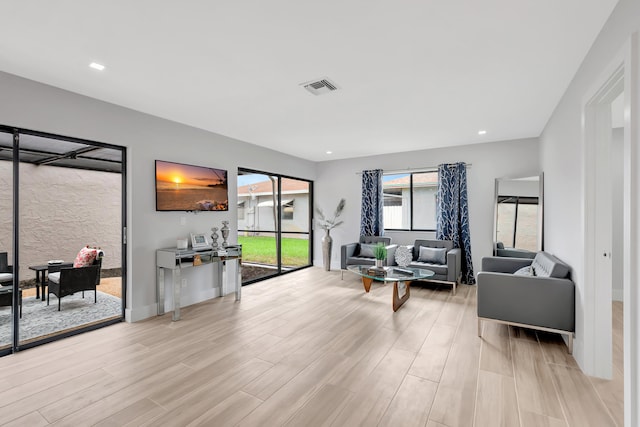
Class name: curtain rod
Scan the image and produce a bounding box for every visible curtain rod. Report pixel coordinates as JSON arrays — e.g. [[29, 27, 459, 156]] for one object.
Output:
[[355, 163, 472, 175]]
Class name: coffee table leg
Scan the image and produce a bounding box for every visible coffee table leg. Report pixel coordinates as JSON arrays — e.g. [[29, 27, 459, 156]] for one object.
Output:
[[393, 280, 411, 312], [361, 276, 373, 293]]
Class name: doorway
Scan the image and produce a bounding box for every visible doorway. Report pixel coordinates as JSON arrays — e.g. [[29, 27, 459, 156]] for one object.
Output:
[[237, 168, 312, 284], [582, 35, 637, 425], [0, 127, 126, 355]]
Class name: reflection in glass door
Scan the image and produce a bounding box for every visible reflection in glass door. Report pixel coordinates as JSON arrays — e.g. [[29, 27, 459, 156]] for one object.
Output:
[[237, 169, 312, 284]]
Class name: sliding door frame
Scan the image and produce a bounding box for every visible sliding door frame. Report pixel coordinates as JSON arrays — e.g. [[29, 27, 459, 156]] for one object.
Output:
[[238, 167, 313, 285], [0, 125, 127, 355]]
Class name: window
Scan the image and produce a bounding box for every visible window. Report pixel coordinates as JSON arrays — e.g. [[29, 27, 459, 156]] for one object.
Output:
[[283, 200, 294, 220], [383, 171, 438, 231]]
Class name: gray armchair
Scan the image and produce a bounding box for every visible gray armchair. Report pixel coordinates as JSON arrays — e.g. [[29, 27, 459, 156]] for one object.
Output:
[[341, 236, 397, 278], [404, 239, 461, 294], [477, 252, 575, 353]]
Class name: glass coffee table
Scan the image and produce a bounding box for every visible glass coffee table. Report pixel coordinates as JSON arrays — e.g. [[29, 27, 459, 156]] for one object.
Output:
[[347, 265, 435, 311]]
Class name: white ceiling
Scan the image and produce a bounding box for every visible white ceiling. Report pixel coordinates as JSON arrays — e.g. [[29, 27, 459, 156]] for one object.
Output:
[[0, 1, 619, 162]]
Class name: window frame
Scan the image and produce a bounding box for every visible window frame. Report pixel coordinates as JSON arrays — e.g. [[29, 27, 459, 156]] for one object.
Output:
[[383, 170, 438, 232]]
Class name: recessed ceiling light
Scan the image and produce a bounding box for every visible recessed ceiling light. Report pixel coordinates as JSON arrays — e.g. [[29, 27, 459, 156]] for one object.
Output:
[[478, 130, 487, 135], [89, 62, 105, 71], [326, 151, 333, 155]]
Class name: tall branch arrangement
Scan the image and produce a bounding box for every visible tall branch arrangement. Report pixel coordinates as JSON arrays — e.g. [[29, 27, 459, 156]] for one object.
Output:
[[315, 198, 346, 230]]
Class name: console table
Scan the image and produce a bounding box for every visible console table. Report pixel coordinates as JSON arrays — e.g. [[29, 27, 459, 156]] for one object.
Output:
[[156, 245, 242, 321]]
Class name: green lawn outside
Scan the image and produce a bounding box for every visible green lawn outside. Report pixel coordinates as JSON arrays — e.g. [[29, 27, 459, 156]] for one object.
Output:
[[238, 235, 309, 267]]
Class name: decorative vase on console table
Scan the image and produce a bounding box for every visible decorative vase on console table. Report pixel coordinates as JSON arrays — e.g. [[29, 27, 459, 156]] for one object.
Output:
[[221, 220, 230, 247], [211, 227, 219, 249]]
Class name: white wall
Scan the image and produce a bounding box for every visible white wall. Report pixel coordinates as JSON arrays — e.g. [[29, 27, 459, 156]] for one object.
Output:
[[0, 70, 316, 322], [539, 0, 640, 419], [314, 138, 540, 273], [0, 162, 122, 279]]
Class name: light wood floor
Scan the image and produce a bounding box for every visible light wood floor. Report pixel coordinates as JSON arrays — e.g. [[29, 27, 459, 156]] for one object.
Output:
[[21, 277, 122, 299], [0, 267, 622, 426]]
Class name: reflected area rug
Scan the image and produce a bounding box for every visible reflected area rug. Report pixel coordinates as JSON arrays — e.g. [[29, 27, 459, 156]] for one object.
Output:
[[0, 291, 121, 345]]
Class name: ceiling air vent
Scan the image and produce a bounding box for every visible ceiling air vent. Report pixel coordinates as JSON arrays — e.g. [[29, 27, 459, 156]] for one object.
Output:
[[300, 77, 339, 96]]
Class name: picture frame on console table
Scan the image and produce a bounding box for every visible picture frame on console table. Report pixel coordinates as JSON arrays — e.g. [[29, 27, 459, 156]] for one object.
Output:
[[190, 233, 209, 250]]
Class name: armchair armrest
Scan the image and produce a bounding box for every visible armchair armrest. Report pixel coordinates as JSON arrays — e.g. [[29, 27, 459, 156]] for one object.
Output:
[[447, 248, 462, 282], [385, 244, 398, 266], [481, 256, 533, 274], [341, 243, 359, 269]]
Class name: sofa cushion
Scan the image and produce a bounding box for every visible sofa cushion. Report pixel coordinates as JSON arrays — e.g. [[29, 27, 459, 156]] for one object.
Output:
[[531, 252, 570, 278], [48, 271, 61, 284], [514, 266, 534, 276], [418, 246, 447, 265], [408, 261, 449, 276], [358, 244, 377, 258]]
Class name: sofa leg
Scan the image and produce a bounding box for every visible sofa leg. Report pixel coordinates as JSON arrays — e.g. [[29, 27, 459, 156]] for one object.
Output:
[[478, 318, 482, 337], [567, 333, 573, 354]]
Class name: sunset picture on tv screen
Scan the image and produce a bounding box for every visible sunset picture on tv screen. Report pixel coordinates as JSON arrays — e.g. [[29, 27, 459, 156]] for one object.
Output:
[[156, 160, 228, 211]]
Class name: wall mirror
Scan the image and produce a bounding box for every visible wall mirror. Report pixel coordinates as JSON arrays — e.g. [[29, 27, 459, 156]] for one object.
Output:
[[493, 173, 543, 257]]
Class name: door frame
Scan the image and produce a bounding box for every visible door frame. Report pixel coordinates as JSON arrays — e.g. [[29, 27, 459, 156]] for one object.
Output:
[[581, 33, 638, 425], [0, 125, 127, 355], [237, 168, 314, 284]]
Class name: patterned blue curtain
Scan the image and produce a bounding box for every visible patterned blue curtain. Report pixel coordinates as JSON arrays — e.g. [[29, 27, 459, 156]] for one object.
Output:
[[360, 169, 384, 236], [437, 163, 475, 284]]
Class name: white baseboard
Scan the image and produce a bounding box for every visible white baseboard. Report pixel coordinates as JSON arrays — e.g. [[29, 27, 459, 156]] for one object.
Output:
[[126, 303, 157, 322], [127, 288, 221, 323]]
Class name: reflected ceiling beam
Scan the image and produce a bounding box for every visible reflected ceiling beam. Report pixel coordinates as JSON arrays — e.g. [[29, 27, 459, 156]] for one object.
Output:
[[34, 145, 100, 165]]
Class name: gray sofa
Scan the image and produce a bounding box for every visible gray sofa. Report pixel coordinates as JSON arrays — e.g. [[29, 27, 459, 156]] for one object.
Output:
[[404, 239, 461, 294], [477, 251, 575, 353], [341, 236, 397, 278]]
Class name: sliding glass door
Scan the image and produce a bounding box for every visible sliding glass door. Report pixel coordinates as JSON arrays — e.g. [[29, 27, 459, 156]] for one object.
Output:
[[237, 169, 312, 284], [0, 127, 126, 355]]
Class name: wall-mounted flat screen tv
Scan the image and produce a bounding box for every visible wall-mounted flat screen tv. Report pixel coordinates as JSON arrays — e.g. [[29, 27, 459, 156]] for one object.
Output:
[[155, 160, 228, 211]]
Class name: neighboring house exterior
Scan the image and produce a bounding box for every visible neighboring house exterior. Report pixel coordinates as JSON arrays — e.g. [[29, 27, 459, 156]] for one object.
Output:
[[237, 178, 309, 236]]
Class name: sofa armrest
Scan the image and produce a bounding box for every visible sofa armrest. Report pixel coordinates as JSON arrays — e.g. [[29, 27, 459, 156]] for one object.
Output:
[[477, 272, 575, 332], [447, 248, 462, 282], [341, 243, 359, 269], [481, 256, 533, 273], [385, 244, 398, 266]]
